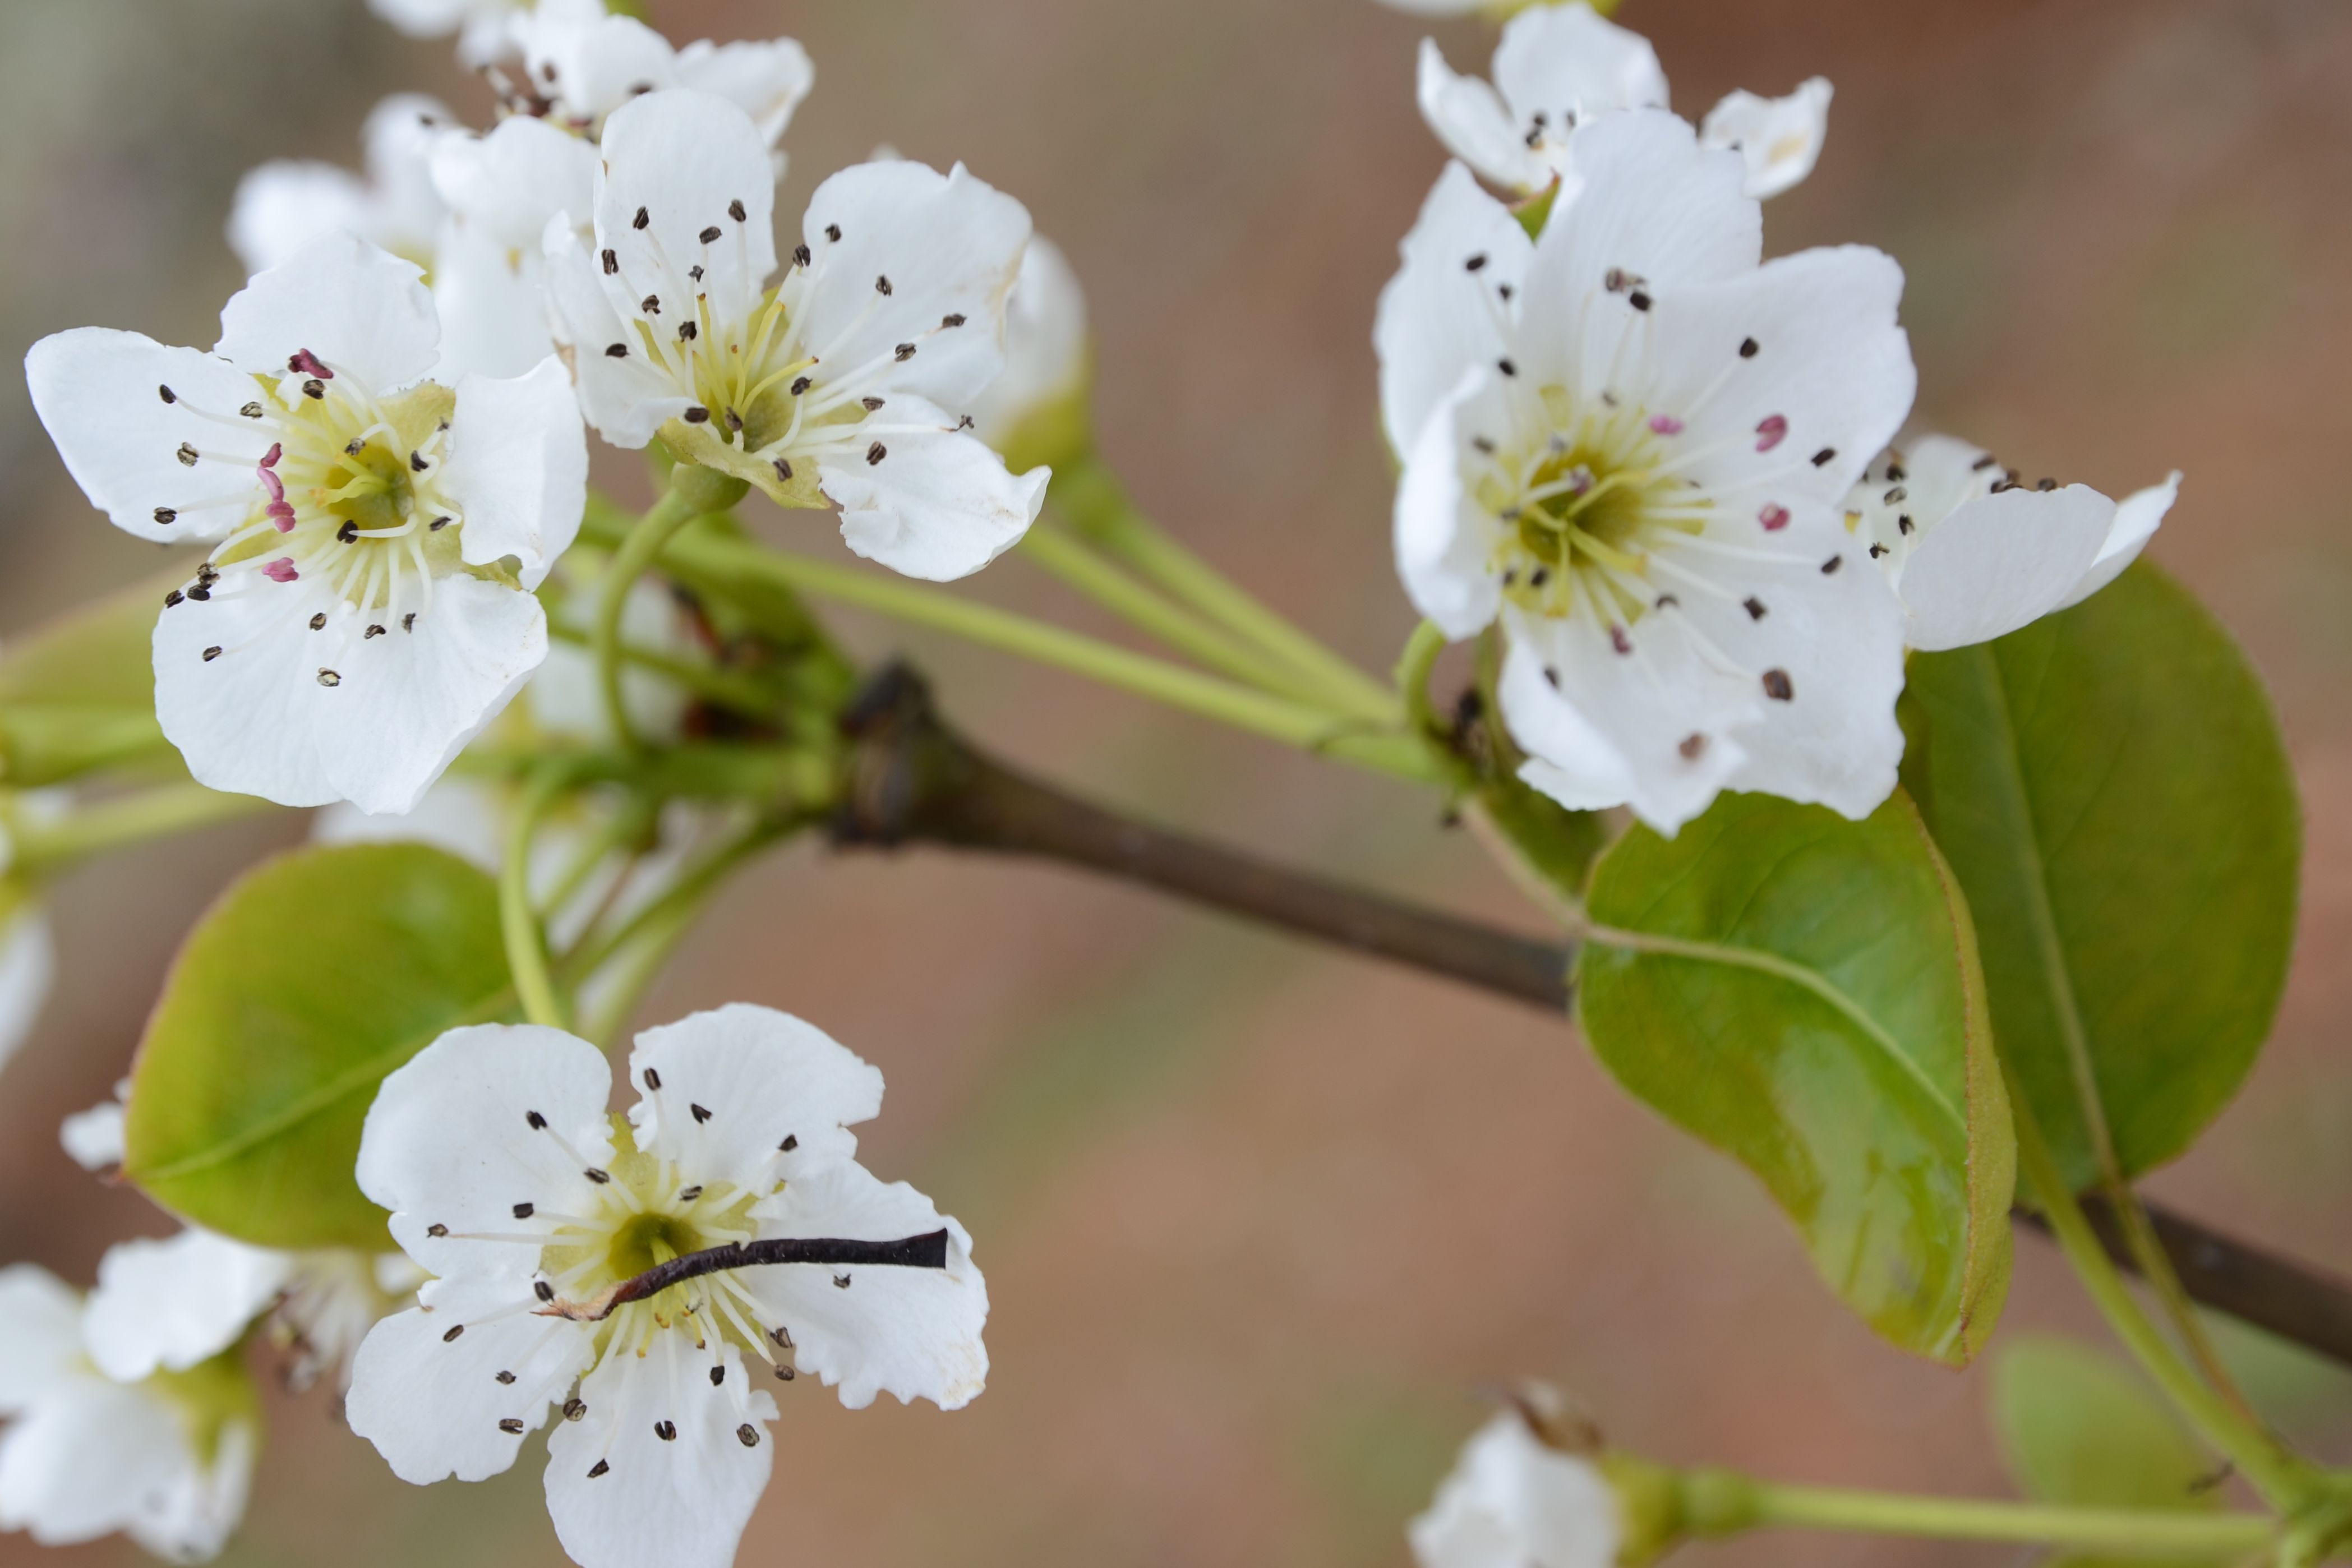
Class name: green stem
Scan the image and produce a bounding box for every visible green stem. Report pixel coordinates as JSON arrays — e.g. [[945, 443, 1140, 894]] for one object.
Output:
[[534, 795, 653, 920], [1395, 619, 1453, 749], [1050, 456, 1400, 722], [633, 527, 1441, 785], [578, 888, 708, 1048], [594, 488, 703, 753], [559, 823, 786, 986], [501, 765, 574, 1031], [1726, 1474, 2274, 1557], [10, 783, 278, 873], [2009, 1073, 2323, 1511], [546, 624, 778, 718], [1020, 523, 1343, 707]]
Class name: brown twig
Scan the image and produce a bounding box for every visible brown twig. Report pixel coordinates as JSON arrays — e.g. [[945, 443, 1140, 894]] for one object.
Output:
[[829, 666, 2352, 1371], [539, 1229, 950, 1322]]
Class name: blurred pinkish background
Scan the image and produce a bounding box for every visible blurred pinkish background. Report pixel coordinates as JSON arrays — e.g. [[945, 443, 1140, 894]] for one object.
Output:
[[3, 1, 2349, 1564]]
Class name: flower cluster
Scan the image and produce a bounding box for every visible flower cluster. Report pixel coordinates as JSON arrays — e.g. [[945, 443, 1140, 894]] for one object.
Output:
[[1375, 1, 2176, 833], [28, 0, 1049, 819]]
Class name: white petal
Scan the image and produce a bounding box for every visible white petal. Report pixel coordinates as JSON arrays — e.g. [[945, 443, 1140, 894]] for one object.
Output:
[[83, 1230, 293, 1382], [215, 232, 440, 392], [596, 90, 778, 334], [740, 1162, 989, 1411], [542, 220, 691, 447], [0, 1266, 84, 1415], [430, 115, 597, 254], [1373, 162, 1532, 455], [0, 1382, 216, 1549], [819, 400, 1048, 580], [965, 234, 1090, 448], [430, 218, 562, 382], [524, 4, 681, 130], [1701, 77, 1833, 200], [359, 94, 458, 256], [0, 910, 52, 1077], [2057, 471, 2179, 611], [227, 162, 371, 278], [1416, 39, 1553, 197], [800, 159, 1035, 411], [542, 1335, 777, 1568], [1897, 485, 2115, 651], [357, 1021, 615, 1275], [1498, 610, 1753, 834], [367, 0, 500, 38], [125, 1413, 255, 1563], [1393, 368, 1508, 640], [345, 1302, 593, 1484], [1641, 245, 1916, 509], [1515, 111, 1759, 386], [673, 36, 815, 151], [1682, 539, 1909, 819], [24, 329, 271, 544], [1409, 1414, 1621, 1568], [444, 356, 588, 588], [58, 1095, 124, 1174], [1490, 2, 1670, 126], [624, 1004, 884, 1193], [155, 573, 546, 814]]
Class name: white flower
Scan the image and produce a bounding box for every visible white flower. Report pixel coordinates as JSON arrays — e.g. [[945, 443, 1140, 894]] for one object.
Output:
[[1375, 116, 1916, 833], [1417, 4, 1831, 202], [61, 1082, 128, 1173], [490, 0, 813, 156], [345, 1006, 986, 1568], [1845, 435, 2182, 651], [227, 94, 455, 275], [367, 0, 522, 67], [0, 1263, 258, 1562], [25, 232, 588, 814], [543, 89, 1049, 580], [1410, 1413, 1620, 1568], [966, 234, 1091, 469], [82, 1228, 413, 1396]]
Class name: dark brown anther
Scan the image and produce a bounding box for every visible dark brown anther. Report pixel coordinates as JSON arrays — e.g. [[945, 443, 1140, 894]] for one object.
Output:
[[682, 407, 711, 423], [1762, 668, 1795, 701], [874, 274, 892, 296], [698, 225, 722, 245], [632, 206, 650, 230], [601, 248, 618, 274], [201, 645, 222, 662], [606, 343, 629, 358], [866, 441, 886, 465]]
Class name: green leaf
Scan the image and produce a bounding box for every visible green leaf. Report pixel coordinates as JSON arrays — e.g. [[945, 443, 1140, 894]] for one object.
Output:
[[1991, 1334, 2222, 1568], [124, 843, 513, 1249], [1901, 562, 2299, 1190], [0, 571, 178, 785], [1575, 791, 2013, 1364]]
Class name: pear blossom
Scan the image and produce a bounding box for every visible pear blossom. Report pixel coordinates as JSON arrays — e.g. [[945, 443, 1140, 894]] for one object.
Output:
[[227, 95, 455, 275], [427, 114, 600, 381], [488, 0, 813, 156], [1844, 435, 2182, 651], [966, 234, 1092, 472], [345, 1006, 987, 1568], [1410, 1412, 1620, 1568], [25, 232, 588, 814], [1375, 115, 1915, 832], [79, 1227, 412, 1396], [0, 1264, 259, 1562], [1417, 4, 1831, 202], [543, 89, 1048, 580]]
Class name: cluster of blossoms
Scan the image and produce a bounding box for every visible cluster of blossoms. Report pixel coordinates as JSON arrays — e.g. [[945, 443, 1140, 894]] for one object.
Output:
[[1376, 0, 2178, 834], [0, 0, 2197, 1564], [4, 0, 1067, 1562]]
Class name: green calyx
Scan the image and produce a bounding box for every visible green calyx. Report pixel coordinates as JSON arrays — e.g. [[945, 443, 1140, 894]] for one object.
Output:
[[146, 1346, 263, 1469]]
